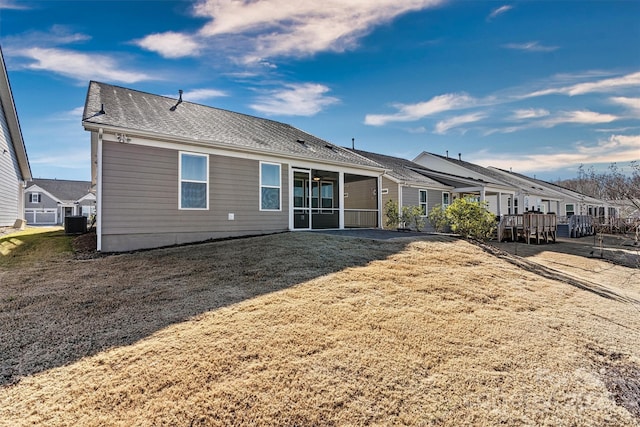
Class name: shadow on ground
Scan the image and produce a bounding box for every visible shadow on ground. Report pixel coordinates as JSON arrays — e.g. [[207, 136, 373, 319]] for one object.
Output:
[[0, 231, 425, 387]]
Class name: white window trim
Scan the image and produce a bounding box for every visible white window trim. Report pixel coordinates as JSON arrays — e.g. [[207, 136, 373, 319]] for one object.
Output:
[[30, 193, 41, 203], [259, 161, 282, 212], [442, 192, 450, 208], [320, 181, 334, 212], [179, 151, 209, 210], [565, 203, 575, 216], [419, 189, 428, 216]]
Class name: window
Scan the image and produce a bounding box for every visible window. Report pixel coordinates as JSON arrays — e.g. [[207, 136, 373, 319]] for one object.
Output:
[[179, 152, 208, 209], [565, 203, 574, 217], [514, 198, 519, 214], [30, 193, 41, 203], [507, 197, 512, 214], [260, 162, 281, 211], [419, 190, 428, 216], [442, 192, 450, 208], [321, 182, 333, 210], [81, 205, 96, 217]]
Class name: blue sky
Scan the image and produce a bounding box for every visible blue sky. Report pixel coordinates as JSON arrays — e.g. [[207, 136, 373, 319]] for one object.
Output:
[[1, 0, 638, 181]]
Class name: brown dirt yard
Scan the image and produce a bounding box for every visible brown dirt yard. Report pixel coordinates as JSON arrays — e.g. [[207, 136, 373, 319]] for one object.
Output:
[[0, 228, 639, 426]]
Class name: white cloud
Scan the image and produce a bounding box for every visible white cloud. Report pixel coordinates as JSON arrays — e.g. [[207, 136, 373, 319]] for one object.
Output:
[[250, 83, 339, 116], [135, 32, 201, 58], [526, 71, 640, 98], [1, 26, 91, 52], [503, 41, 559, 52], [17, 47, 152, 83], [610, 97, 640, 117], [0, 0, 29, 9], [163, 88, 228, 102], [540, 110, 618, 127], [365, 93, 476, 126], [48, 106, 85, 122], [193, 0, 444, 61], [434, 112, 486, 134], [182, 88, 228, 101], [475, 134, 640, 173], [30, 150, 90, 169], [484, 110, 619, 135], [488, 5, 513, 19], [407, 126, 427, 134], [511, 109, 550, 120], [576, 134, 640, 155]]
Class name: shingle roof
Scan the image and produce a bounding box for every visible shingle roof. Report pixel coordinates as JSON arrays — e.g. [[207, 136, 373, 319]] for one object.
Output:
[[27, 179, 92, 202], [350, 149, 450, 189], [425, 152, 515, 187], [490, 167, 604, 203], [82, 81, 382, 170]]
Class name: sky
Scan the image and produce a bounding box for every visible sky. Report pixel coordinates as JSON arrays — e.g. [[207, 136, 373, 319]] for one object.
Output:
[[0, 0, 639, 182]]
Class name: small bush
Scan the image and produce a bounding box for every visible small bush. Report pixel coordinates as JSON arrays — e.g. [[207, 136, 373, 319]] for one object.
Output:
[[428, 204, 449, 232], [384, 199, 400, 229], [446, 197, 496, 240], [401, 205, 426, 231]]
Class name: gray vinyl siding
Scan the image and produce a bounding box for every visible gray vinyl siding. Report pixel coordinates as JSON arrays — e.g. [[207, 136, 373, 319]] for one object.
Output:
[[381, 177, 398, 229], [0, 100, 21, 226], [400, 187, 443, 232], [343, 179, 377, 210], [401, 186, 420, 207], [100, 141, 289, 252], [25, 191, 59, 209]]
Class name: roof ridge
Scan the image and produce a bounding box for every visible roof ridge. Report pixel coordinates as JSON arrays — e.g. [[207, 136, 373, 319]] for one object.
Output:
[[88, 81, 310, 134]]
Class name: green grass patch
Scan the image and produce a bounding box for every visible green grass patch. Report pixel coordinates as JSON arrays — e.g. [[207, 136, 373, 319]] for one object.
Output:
[[0, 227, 72, 268]]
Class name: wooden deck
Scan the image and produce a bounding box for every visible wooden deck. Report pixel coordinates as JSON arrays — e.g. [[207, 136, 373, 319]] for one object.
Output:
[[497, 213, 557, 244]]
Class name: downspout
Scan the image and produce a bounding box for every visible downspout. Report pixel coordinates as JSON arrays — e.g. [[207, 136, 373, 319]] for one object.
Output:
[[338, 171, 345, 229], [97, 128, 103, 252], [377, 173, 383, 229]]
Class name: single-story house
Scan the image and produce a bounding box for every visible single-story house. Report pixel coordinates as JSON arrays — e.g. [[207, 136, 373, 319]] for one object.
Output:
[[0, 46, 31, 228], [24, 179, 95, 225], [412, 151, 516, 216], [413, 151, 616, 220], [82, 81, 386, 252], [349, 149, 454, 231], [487, 167, 618, 221]]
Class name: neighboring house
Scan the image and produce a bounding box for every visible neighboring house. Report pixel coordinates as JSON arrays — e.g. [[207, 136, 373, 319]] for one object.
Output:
[[24, 179, 95, 225], [488, 167, 617, 221], [0, 46, 31, 227], [412, 152, 516, 216], [82, 81, 385, 252], [413, 151, 616, 219], [349, 149, 453, 231]]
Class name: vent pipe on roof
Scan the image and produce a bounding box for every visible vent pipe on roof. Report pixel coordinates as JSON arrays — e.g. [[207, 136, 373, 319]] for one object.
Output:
[[458, 153, 461, 161], [352, 137, 355, 150], [446, 150, 449, 158], [169, 90, 183, 111]]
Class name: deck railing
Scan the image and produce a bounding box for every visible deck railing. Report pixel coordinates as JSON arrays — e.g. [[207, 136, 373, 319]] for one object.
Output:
[[497, 213, 557, 244]]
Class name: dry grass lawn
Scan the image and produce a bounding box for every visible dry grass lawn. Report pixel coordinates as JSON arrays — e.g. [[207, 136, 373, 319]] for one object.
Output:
[[0, 230, 639, 426]]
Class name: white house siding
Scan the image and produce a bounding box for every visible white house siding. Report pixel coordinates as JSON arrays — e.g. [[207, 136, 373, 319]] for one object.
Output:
[[0, 100, 22, 227], [100, 141, 289, 252]]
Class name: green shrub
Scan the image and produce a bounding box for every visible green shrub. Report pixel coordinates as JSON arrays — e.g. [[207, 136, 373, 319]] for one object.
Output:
[[401, 205, 426, 231], [384, 199, 400, 229], [428, 204, 449, 232], [445, 197, 496, 240]]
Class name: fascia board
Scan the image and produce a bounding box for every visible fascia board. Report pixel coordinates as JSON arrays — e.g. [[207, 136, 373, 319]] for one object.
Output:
[[83, 123, 386, 175]]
